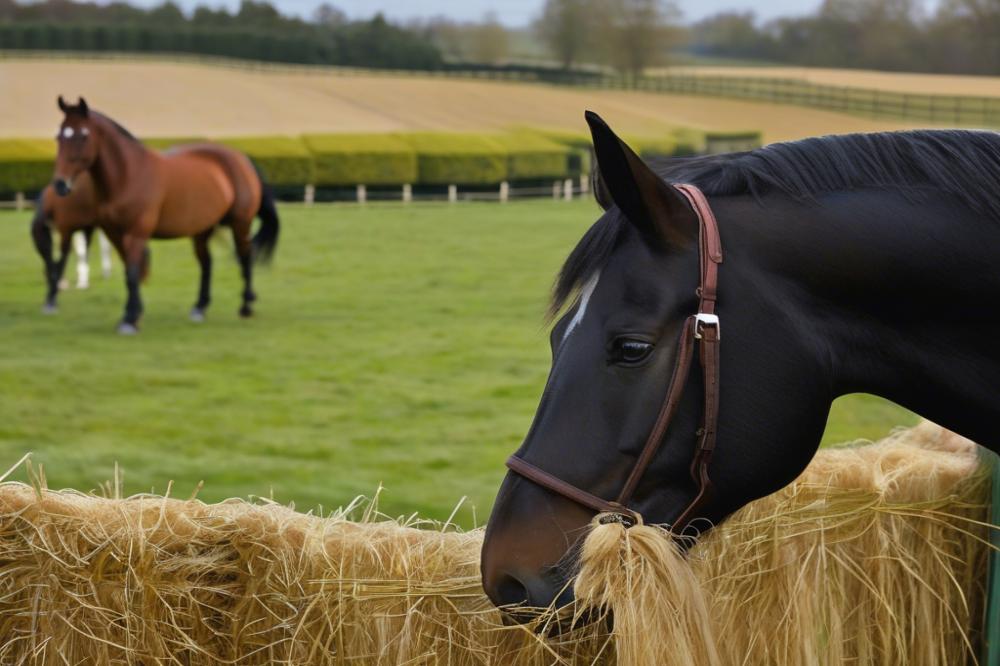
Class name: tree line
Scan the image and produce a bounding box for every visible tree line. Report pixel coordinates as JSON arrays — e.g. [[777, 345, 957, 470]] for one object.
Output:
[[5, 0, 1000, 77], [539, 0, 1000, 77], [689, 0, 1000, 75], [0, 0, 442, 69]]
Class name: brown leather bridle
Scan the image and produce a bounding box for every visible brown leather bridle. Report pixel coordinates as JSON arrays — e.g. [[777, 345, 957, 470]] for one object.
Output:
[[505, 183, 722, 533]]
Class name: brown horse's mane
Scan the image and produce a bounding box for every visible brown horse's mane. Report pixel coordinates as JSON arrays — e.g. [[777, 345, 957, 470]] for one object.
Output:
[[92, 112, 140, 144]]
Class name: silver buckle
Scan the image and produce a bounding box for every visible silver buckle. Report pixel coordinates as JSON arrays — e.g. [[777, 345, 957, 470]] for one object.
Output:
[[694, 313, 720, 340]]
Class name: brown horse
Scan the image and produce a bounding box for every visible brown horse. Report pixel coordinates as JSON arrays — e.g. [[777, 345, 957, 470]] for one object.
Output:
[[52, 96, 279, 334], [31, 172, 112, 312]]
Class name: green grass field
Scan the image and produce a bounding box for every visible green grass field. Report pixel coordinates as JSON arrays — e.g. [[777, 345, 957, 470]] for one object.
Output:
[[0, 201, 916, 525]]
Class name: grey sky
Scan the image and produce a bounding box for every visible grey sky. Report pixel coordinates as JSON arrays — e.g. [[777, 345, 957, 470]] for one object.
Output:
[[116, 1, 825, 26]]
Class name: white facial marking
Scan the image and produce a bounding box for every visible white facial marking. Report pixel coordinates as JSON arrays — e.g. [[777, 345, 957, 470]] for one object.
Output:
[[81, 127, 89, 136], [61, 126, 74, 139], [563, 270, 601, 342]]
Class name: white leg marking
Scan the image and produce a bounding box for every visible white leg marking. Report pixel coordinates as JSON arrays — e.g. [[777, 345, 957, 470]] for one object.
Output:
[[562, 270, 601, 342], [99, 230, 112, 278], [73, 231, 89, 289]]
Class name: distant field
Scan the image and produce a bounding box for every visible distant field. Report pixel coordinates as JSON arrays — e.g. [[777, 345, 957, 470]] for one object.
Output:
[[0, 201, 916, 525], [0, 59, 945, 144], [666, 65, 1000, 97]]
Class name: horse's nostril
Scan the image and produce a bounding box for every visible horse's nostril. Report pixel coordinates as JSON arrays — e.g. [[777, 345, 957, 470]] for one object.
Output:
[[489, 572, 530, 609]]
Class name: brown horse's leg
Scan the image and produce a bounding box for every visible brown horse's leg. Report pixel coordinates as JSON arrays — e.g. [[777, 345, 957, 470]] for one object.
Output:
[[139, 245, 151, 283], [118, 232, 149, 335], [102, 227, 126, 264], [190, 229, 213, 322], [233, 223, 256, 318]]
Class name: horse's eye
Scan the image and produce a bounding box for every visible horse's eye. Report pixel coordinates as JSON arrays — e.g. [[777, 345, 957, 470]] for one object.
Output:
[[610, 338, 654, 366]]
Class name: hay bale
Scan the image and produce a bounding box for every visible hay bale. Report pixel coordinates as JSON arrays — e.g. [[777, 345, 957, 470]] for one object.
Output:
[[0, 422, 991, 665], [576, 421, 992, 666]]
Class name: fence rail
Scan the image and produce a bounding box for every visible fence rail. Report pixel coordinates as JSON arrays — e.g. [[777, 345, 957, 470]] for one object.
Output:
[[0, 178, 590, 210], [626, 75, 1000, 127]]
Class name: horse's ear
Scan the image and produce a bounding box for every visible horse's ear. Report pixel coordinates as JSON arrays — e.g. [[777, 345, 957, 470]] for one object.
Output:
[[77, 98, 89, 118], [58, 95, 68, 113], [585, 110, 695, 246]]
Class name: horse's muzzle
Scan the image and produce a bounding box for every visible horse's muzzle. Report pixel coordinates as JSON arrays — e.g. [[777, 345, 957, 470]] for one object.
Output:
[[53, 178, 72, 197]]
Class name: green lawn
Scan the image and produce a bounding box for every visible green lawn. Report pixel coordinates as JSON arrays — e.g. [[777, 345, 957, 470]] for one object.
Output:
[[0, 201, 916, 525]]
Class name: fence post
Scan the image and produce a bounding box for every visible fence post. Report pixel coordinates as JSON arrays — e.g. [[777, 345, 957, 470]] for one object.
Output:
[[402, 183, 412, 203], [563, 178, 573, 201], [356, 184, 367, 204], [448, 184, 457, 203], [552, 181, 561, 200], [499, 181, 509, 203], [304, 184, 315, 206], [14, 192, 25, 211]]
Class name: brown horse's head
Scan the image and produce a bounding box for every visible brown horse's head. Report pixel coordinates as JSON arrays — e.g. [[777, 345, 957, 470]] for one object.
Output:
[[54, 96, 98, 197]]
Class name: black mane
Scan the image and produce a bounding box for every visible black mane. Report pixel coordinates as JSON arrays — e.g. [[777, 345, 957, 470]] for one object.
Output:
[[552, 129, 1000, 316]]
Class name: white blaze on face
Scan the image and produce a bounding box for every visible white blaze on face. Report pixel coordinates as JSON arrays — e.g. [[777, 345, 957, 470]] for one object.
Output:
[[563, 270, 601, 342], [61, 126, 74, 139]]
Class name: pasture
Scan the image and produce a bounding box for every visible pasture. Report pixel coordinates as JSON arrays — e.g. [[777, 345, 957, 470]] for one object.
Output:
[[0, 201, 916, 524], [0, 58, 944, 144]]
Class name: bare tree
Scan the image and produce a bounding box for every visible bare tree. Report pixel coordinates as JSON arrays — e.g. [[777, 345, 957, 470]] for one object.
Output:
[[471, 11, 510, 64], [536, 0, 594, 70], [603, 0, 683, 78], [312, 3, 347, 28]]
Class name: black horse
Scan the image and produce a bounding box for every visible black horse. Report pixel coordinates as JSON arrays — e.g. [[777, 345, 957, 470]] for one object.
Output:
[[481, 111, 1000, 613]]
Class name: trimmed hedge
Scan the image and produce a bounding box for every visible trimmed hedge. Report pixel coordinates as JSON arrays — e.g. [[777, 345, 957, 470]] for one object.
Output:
[[625, 133, 679, 159], [216, 136, 314, 186], [704, 130, 763, 154], [302, 133, 417, 186], [530, 126, 697, 159], [510, 128, 592, 177], [526, 128, 591, 150], [0, 139, 55, 193], [398, 133, 507, 185], [493, 132, 572, 181], [671, 128, 707, 157], [0, 126, 753, 193]]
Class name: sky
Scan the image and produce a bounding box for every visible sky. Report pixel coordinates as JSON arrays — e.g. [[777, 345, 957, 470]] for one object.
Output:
[[115, 0, 826, 26]]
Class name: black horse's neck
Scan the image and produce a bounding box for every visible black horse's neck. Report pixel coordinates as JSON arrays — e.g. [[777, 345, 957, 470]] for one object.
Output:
[[724, 189, 1000, 451]]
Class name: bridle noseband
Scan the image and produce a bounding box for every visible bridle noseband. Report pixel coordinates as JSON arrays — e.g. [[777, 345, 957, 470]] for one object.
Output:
[[505, 184, 723, 533]]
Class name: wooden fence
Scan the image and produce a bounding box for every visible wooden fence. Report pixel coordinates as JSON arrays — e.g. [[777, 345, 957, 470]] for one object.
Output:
[[626, 75, 1000, 127]]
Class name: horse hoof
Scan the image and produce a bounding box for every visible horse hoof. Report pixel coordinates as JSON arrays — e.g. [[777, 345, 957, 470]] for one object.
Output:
[[239, 305, 253, 318], [117, 322, 139, 336], [41, 303, 58, 315], [190, 308, 206, 323]]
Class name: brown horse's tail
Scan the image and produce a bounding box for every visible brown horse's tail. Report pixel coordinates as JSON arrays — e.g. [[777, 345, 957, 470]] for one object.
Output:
[[252, 174, 279, 264]]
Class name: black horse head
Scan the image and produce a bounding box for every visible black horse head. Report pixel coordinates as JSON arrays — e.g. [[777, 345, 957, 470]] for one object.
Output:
[[481, 113, 1000, 614]]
